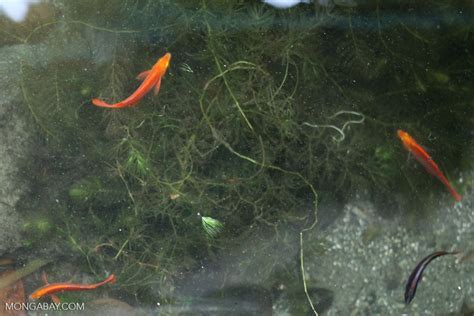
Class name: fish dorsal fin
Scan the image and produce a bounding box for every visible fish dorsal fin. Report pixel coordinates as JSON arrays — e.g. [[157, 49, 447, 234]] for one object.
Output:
[[420, 143, 434, 155], [41, 271, 50, 285], [153, 77, 162, 95], [136, 70, 151, 81], [41, 271, 61, 303]]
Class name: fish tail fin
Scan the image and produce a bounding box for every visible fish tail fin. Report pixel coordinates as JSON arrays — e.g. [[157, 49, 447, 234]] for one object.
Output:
[[107, 274, 116, 284], [449, 187, 462, 202], [92, 98, 119, 108], [439, 175, 462, 201], [102, 274, 116, 285], [92, 274, 116, 288]]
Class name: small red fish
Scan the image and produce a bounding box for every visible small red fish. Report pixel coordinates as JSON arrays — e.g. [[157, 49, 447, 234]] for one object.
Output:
[[29, 273, 116, 301], [92, 52, 171, 108], [397, 129, 461, 201]]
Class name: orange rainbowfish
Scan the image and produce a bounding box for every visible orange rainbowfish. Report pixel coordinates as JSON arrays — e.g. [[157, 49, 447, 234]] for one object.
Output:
[[92, 53, 171, 108], [29, 273, 116, 301], [397, 129, 461, 201]]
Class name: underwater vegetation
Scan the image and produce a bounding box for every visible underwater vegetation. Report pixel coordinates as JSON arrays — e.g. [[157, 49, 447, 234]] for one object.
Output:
[[2, 0, 472, 312]]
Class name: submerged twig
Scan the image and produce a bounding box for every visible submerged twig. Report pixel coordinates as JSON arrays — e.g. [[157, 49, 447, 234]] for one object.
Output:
[[300, 232, 318, 315], [114, 239, 130, 260], [300, 196, 319, 315], [0, 259, 51, 290]]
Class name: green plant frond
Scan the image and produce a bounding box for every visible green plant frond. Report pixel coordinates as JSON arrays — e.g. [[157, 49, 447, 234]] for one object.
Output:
[[201, 216, 224, 238]]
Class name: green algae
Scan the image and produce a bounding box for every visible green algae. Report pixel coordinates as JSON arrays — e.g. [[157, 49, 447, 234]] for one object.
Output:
[[5, 0, 473, 311], [22, 217, 54, 246], [201, 216, 224, 238]]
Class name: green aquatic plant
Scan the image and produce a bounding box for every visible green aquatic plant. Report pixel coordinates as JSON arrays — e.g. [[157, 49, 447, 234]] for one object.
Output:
[[22, 218, 54, 237], [200, 215, 224, 238], [69, 177, 104, 201], [68, 176, 126, 208], [21, 216, 56, 247], [11, 0, 473, 313], [124, 146, 151, 178]]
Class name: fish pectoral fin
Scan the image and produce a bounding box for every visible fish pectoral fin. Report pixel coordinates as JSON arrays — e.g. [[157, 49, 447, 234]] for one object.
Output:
[[136, 70, 151, 81], [92, 98, 122, 108], [153, 78, 162, 95]]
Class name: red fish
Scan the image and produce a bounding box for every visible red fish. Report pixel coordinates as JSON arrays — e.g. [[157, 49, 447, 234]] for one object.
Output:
[[397, 129, 461, 201], [29, 274, 116, 301], [92, 53, 171, 108]]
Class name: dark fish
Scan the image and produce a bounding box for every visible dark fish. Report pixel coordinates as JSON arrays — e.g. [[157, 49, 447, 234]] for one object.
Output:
[[404, 250, 457, 304]]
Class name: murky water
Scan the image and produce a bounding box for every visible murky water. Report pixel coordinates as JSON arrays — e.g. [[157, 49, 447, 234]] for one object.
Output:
[[0, 1, 472, 315]]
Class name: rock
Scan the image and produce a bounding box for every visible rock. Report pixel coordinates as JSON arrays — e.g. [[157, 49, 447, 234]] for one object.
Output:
[[88, 298, 137, 316], [0, 62, 29, 256], [0, 4, 118, 257], [0, 269, 26, 316]]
